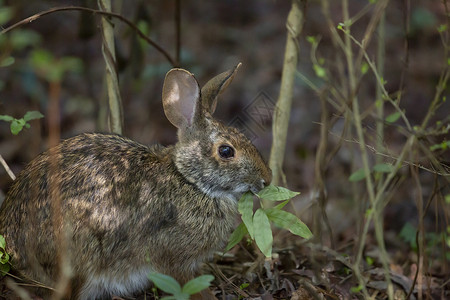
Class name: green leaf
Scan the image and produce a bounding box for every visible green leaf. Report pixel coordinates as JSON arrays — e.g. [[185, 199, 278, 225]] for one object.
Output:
[[0, 235, 9, 266], [148, 272, 182, 295], [375, 99, 383, 108], [238, 193, 254, 239], [240, 283, 249, 290], [350, 284, 363, 293], [373, 163, 394, 173], [349, 168, 366, 182], [253, 209, 272, 257], [257, 185, 300, 201], [306, 36, 316, 44], [182, 275, 214, 295], [361, 62, 369, 75], [60, 57, 84, 74], [23, 111, 44, 122], [313, 64, 327, 79], [399, 222, 417, 248], [273, 200, 289, 210], [265, 209, 313, 239], [0, 235, 5, 249], [0, 56, 15, 67], [437, 24, 448, 33], [0, 115, 14, 122], [225, 222, 248, 252], [385, 111, 402, 124], [30, 49, 54, 69], [10, 119, 25, 135], [430, 141, 450, 151], [0, 252, 8, 264], [10, 30, 41, 50], [365, 256, 374, 266], [0, 7, 13, 25], [0, 262, 10, 276]]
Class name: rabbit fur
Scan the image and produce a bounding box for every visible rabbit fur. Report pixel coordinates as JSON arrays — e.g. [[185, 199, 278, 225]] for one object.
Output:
[[0, 65, 272, 299]]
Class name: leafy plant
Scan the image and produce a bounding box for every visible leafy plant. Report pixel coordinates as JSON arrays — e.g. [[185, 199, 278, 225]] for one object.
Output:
[[226, 185, 312, 257], [148, 272, 214, 300], [0, 0, 42, 75], [29, 49, 83, 83], [0, 111, 44, 135], [348, 163, 395, 182], [0, 234, 11, 276], [399, 222, 450, 260]]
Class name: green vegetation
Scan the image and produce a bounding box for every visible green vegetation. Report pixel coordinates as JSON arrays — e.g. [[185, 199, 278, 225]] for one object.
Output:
[[148, 272, 214, 300], [0, 235, 10, 276], [0, 111, 43, 135], [226, 185, 312, 257]]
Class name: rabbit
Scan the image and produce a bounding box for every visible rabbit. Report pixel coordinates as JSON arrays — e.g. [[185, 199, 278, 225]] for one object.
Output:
[[0, 64, 272, 300]]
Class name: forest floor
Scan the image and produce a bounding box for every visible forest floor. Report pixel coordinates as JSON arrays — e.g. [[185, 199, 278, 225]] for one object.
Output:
[[1, 232, 448, 299]]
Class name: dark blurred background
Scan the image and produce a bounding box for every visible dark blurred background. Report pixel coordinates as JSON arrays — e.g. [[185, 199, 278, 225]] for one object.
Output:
[[0, 0, 448, 256]]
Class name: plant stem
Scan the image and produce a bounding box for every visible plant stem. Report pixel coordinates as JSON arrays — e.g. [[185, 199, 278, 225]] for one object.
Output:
[[0, 155, 15, 181], [98, 0, 123, 135], [375, 11, 385, 172], [269, 0, 303, 187], [342, 0, 394, 298]]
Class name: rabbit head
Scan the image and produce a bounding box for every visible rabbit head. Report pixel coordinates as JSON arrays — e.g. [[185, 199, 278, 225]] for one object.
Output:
[[162, 64, 272, 203]]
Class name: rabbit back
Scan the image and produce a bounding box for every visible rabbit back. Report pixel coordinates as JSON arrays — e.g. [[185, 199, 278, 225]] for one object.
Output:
[[0, 65, 271, 299], [0, 133, 237, 298]]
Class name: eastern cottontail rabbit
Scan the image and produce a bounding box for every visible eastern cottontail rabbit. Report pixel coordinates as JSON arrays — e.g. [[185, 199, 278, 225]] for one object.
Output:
[[0, 64, 272, 299]]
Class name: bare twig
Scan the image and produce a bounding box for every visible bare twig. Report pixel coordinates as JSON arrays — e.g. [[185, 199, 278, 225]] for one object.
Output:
[[98, 0, 123, 135], [312, 90, 335, 248], [0, 6, 176, 67], [5, 278, 33, 300], [269, 0, 304, 187], [0, 154, 16, 181]]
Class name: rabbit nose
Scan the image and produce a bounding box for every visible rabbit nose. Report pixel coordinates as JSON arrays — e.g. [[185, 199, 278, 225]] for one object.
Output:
[[261, 175, 271, 189], [262, 169, 272, 187]]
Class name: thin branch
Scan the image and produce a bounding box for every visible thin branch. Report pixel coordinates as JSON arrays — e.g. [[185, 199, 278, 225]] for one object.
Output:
[[269, 0, 304, 187], [328, 130, 450, 177], [0, 154, 15, 181], [0, 6, 176, 67], [98, 0, 123, 134]]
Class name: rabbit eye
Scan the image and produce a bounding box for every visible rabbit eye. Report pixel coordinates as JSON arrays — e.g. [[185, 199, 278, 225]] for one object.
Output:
[[218, 145, 235, 159]]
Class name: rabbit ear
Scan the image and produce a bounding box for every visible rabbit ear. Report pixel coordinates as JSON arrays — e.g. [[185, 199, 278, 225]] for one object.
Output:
[[162, 68, 201, 129], [201, 63, 242, 114]]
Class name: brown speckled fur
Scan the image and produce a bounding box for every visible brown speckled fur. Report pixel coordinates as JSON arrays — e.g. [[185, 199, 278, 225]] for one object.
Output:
[[0, 66, 271, 299]]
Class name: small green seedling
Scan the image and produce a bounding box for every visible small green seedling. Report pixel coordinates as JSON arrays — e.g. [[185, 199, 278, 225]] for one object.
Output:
[[148, 272, 214, 300], [0, 111, 44, 135], [226, 185, 313, 258], [0, 234, 10, 275]]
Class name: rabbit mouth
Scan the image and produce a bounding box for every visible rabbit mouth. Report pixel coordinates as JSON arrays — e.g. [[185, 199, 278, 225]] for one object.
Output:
[[198, 180, 266, 203], [200, 183, 253, 202], [228, 182, 264, 199]]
